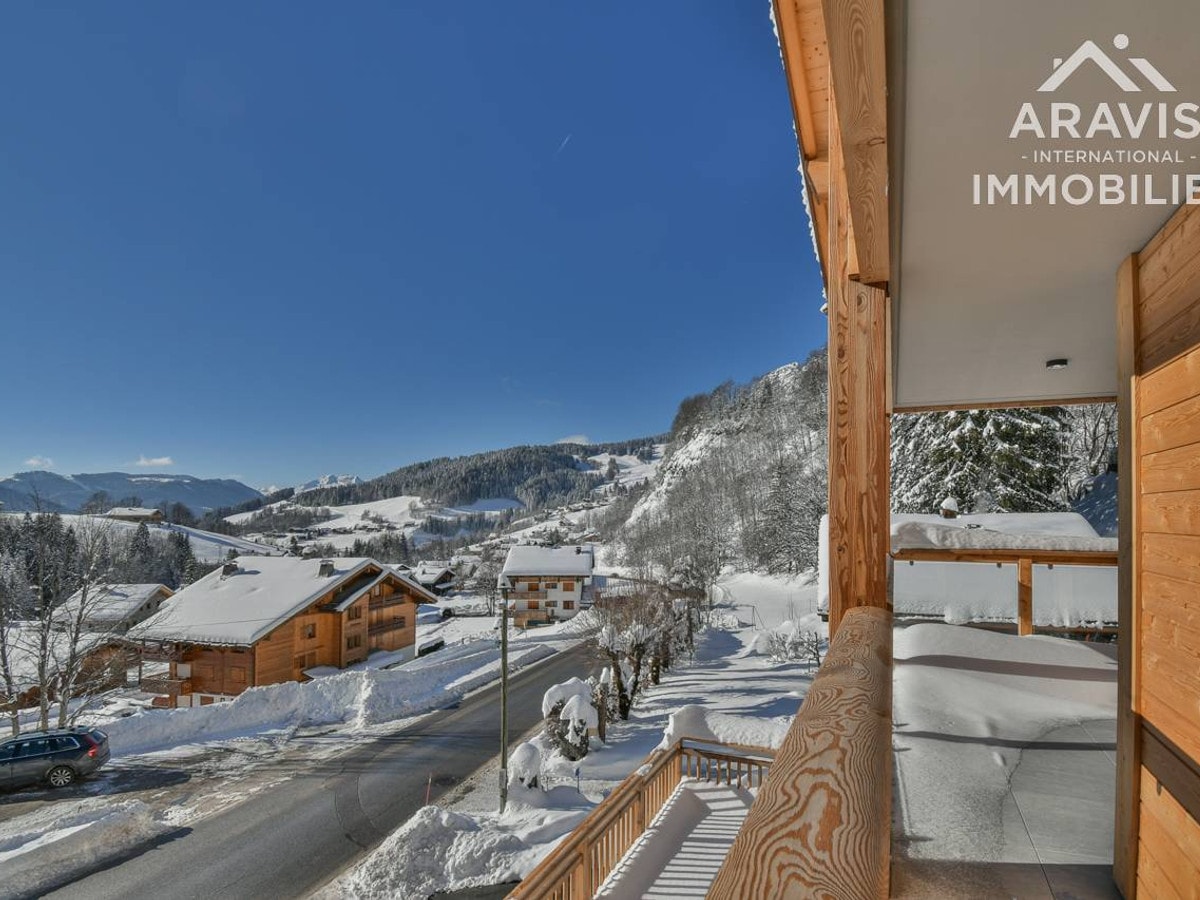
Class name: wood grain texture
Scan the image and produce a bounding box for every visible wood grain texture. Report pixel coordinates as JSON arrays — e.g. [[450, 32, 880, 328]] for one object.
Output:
[[826, 102, 890, 636], [1140, 343, 1200, 416], [1143, 724, 1200, 829], [1140, 392, 1200, 456], [1139, 765, 1200, 897], [1116, 253, 1142, 899], [1141, 490, 1200, 537], [1141, 533, 1200, 585], [710, 607, 891, 899], [1140, 443, 1200, 495], [821, 0, 888, 285], [1017, 557, 1033, 637]]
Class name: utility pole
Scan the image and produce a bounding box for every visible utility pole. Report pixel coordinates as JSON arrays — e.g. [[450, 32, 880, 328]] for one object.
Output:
[[499, 584, 510, 814]]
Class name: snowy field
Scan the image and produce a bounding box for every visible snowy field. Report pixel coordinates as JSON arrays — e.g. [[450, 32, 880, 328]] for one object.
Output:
[[0, 514, 282, 564], [892, 623, 1118, 896], [328, 572, 822, 899]]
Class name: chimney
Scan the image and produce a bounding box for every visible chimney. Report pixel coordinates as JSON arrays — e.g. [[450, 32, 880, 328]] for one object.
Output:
[[939, 497, 960, 519], [221, 561, 240, 577], [318, 559, 336, 577]]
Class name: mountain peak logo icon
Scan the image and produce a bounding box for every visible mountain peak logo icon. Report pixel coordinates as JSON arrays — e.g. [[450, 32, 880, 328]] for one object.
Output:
[[1038, 34, 1176, 93]]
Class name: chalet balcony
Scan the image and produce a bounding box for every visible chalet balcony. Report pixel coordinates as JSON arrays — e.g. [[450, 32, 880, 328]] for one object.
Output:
[[511, 595, 1122, 899], [368, 619, 404, 636], [508, 590, 548, 600], [140, 675, 191, 697], [369, 596, 407, 610]]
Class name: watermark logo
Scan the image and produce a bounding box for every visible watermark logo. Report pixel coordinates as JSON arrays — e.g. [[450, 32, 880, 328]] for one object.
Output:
[[972, 33, 1200, 207], [1038, 34, 1176, 93]]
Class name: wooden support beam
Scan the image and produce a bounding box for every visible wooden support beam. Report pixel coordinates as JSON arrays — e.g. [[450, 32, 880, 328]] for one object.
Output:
[[822, 0, 889, 285], [1017, 557, 1033, 637], [826, 102, 889, 637], [1115, 253, 1142, 899]]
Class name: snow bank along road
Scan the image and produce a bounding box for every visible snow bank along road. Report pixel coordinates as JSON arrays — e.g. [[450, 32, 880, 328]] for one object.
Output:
[[40, 642, 600, 900]]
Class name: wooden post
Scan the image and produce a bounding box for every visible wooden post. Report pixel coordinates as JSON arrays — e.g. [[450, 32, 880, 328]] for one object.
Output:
[[1017, 557, 1033, 637], [1114, 253, 1142, 898], [826, 100, 891, 637], [711, 607, 892, 899]]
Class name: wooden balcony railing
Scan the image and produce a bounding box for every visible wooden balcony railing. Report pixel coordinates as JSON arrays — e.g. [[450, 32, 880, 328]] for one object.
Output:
[[711, 605, 892, 900], [890, 546, 1118, 636], [368, 619, 404, 636], [140, 676, 191, 697], [509, 590, 548, 600], [509, 738, 774, 899]]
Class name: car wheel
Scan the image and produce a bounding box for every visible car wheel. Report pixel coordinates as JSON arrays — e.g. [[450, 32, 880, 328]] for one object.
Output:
[[47, 765, 76, 788]]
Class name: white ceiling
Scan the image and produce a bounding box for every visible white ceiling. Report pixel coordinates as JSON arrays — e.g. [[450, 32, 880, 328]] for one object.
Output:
[[893, 0, 1200, 408]]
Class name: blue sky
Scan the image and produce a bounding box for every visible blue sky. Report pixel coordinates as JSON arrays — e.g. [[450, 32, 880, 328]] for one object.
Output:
[[0, 2, 824, 488]]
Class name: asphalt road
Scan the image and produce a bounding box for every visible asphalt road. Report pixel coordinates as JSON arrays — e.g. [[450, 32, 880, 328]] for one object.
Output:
[[42, 642, 599, 900]]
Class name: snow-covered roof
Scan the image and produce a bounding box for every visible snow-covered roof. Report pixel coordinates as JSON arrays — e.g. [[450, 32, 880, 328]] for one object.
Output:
[[130, 556, 384, 646], [413, 562, 454, 585], [501, 545, 594, 578], [105, 507, 161, 518], [55, 583, 173, 626], [889, 512, 1116, 554]]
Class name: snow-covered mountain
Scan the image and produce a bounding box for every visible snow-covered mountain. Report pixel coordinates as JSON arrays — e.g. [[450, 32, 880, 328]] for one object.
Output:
[[613, 354, 830, 576], [0, 471, 262, 514], [295, 474, 362, 495]]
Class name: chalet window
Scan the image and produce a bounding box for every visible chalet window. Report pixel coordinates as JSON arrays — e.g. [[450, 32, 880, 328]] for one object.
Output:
[[545, 600, 558, 608], [545, 582, 558, 590], [348, 605, 363, 621], [302, 623, 317, 640], [347, 634, 362, 650], [563, 600, 575, 610], [527, 600, 539, 610], [397, 616, 406, 628]]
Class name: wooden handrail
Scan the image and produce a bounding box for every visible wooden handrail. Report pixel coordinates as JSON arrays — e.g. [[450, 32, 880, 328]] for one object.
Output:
[[891, 546, 1117, 636], [710, 605, 892, 900], [509, 739, 775, 899], [890, 546, 1118, 566]]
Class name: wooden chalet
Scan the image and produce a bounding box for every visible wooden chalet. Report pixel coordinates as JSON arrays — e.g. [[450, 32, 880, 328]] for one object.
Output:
[[513, 1, 1200, 897], [132, 557, 432, 707]]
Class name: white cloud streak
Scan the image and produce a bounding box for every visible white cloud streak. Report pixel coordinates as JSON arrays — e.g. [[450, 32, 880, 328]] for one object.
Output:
[[136, 455, 175, 468]]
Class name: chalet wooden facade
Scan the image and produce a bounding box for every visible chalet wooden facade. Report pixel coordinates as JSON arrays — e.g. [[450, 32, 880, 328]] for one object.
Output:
[[715, 1, 1200, 897], [133, 557, 429, 707]]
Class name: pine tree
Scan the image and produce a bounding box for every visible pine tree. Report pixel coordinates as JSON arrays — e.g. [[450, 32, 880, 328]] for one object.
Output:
[[891, 407, 1068, 513]]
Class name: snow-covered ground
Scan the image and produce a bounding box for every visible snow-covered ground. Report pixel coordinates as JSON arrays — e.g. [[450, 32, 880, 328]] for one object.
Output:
[[327, 572, 821, 899], [892, 623, 1118, 896], [0, 798, 169, 898]]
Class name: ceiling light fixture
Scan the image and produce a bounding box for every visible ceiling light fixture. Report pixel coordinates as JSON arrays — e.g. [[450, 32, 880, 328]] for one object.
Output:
[[1045, 358, 1069, 370]]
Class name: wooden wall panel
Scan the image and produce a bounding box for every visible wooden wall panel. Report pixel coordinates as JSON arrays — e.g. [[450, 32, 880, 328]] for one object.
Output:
[[1139, 766, 1200, 899], [255, 623, 296, 687], [1128, 201, 1200, 896]]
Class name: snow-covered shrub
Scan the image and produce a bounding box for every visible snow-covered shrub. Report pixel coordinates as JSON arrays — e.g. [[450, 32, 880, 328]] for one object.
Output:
[[508, 741, 541, 790], [763, 620, 823, 666], [541, 677, 592, 719], [542, 679, 597, 761], [559, 694, 598, 752]]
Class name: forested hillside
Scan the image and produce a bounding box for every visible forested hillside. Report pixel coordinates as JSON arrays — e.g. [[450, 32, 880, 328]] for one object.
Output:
[[295, 439, 661, 511], [605, 350, 829, 590], [601, 350, 1117, 586]]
